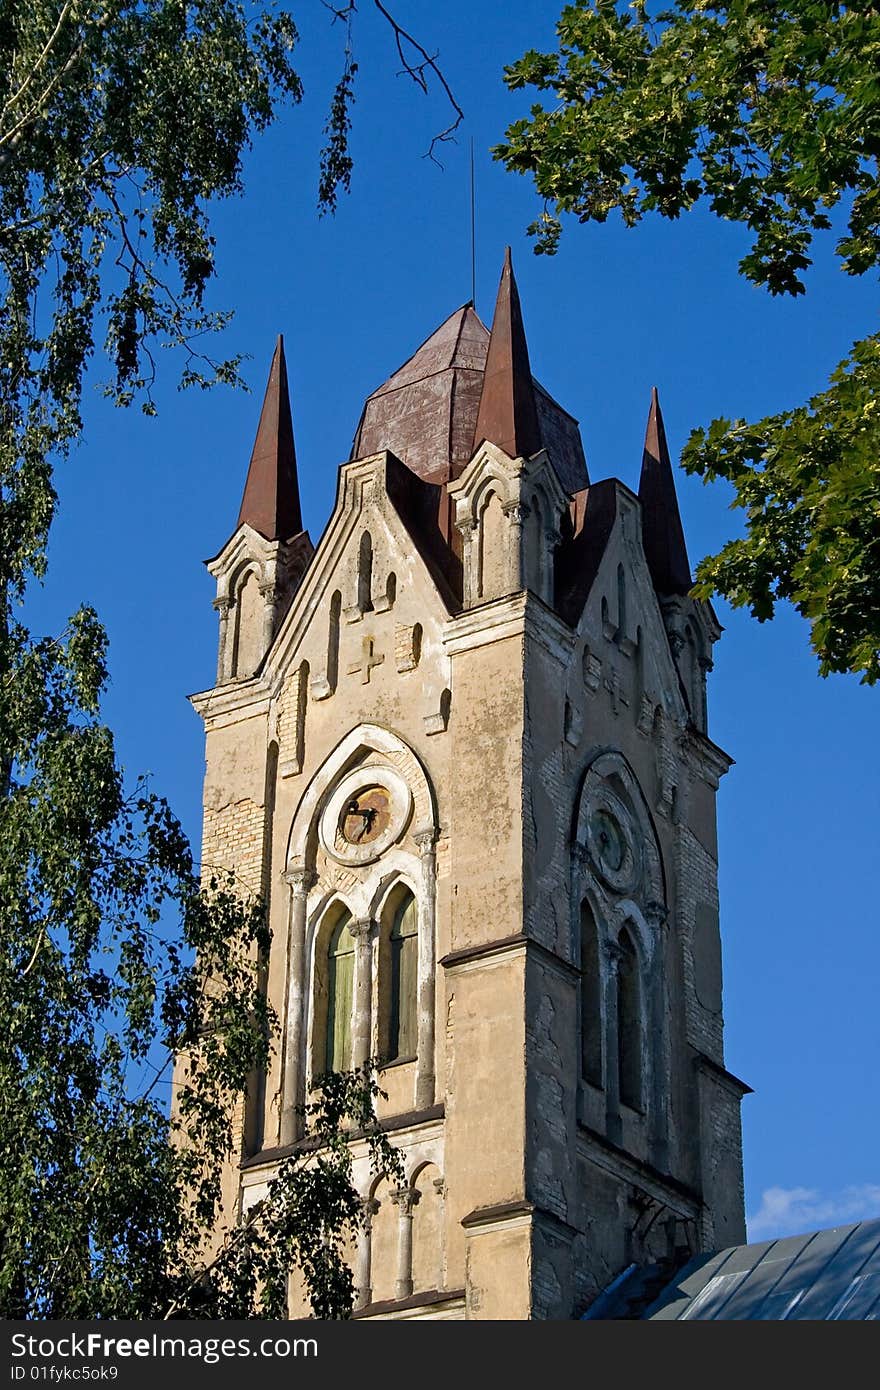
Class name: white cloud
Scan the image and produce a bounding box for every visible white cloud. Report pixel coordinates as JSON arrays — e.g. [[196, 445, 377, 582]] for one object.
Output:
[[747, 1184, 880, 1240]]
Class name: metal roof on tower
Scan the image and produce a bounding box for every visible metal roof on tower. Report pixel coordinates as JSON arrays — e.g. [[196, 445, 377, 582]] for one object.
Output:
[[638, 387, 691, 597], [472, 246, 542, 464], [237, 335, 303, 542], [352, 304, 488, 484], [351, 252, 588, 494]]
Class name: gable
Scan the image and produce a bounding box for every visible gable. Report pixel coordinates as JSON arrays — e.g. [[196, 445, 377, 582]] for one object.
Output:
[[263, 451, 454, 716], [572, 485, 690, 731]]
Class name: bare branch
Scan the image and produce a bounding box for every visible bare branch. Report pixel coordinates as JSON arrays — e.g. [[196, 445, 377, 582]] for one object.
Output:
[[319, 0, 357, 21], [20, 927, 46, 979], [371, 1, 463, 166]]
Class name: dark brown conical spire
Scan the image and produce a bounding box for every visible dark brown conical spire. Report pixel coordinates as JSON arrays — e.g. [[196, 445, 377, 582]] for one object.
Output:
[[472, 247, 542, 460], [237, 335, 303, 540], [638, 387, 692, 596]]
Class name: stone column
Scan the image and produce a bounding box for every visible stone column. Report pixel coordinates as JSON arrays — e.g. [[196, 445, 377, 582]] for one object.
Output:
[[603, 939, 623, 1145], [414, 828, 438, 1110], [646, 901, 670, 1171], [279, 864, 315, 1146], [349, 918, 376, 1069], [502, 500, 527, 593], [213, 594, 232, 684], [259, 579, 277, 658], [433, 1177, 447, 1292], [698, 655, 713, 732], [457, 518, 477, 608], [355, 1196, 380, 1310], [391, 1186, 420, 1300], [544, 526, 562, 606]]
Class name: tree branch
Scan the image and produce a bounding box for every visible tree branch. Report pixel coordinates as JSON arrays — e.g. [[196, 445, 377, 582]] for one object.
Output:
[[371, 1, 463, 166], [0, 0, 76, 129]]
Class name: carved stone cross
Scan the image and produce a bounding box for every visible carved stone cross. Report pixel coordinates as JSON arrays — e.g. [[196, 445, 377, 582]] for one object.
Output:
[[348, 635, 385, 684], [603, 668, 629, 716]]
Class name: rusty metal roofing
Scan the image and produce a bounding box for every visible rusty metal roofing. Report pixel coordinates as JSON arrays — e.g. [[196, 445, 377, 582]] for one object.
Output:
[[237, 335, 303, 541], [351, 254, 588, 493], [534, 381, 590, 497], [472, 246, 542, 464], [638, 386, 691, 597], [586, 1217, 880, 1319], [554, 479, 620, 627], [351, 304, 488, 484]]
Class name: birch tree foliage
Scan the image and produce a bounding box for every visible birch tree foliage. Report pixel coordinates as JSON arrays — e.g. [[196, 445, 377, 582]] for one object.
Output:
[[0, 1, 401, 1319]]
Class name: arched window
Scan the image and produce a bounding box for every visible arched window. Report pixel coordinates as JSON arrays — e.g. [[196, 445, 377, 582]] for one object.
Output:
[[580, 901, 602, 1088], [358, 531, 374, 613], [479, 491, 507, 600], [327, 590, 341, 692], [616, 563, 627, 642], [384, 891, 418, 1062], [527, 493, 544, 595], [617, 926, 643, 1110], [231, 568, 263, 678], [326, 911, 355, 1072]]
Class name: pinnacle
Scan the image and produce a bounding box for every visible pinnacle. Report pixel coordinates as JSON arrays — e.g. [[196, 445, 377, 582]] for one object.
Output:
[[237, 335, 303, 541], [638, 387, 691, 596], [472, 247, 542, 460]]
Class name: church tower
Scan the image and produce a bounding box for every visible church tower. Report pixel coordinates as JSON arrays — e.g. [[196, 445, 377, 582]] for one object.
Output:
[[190, 252, 749, 1319]]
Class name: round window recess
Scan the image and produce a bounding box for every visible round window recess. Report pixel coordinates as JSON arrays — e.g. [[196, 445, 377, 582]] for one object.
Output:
[[319, 766, 413, 866], [583, 794, 637, 893], [589, 809, 626, 872]]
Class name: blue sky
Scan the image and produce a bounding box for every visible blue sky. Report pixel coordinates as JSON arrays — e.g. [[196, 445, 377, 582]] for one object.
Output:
[[28, 2, 879, 1242]]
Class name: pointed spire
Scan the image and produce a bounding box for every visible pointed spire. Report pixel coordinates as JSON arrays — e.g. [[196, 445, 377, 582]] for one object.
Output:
[[638, 387, 692, 596], [472, 247, 542, 459], [237, 335, 303, 540]]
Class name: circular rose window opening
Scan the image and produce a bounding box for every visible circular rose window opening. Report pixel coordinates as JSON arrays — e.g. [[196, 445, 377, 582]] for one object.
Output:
[[336, 785, 392, 849], [589, 808, 626, 873]]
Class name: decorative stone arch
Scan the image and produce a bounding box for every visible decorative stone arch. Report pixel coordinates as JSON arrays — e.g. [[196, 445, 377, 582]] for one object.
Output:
[[448, 442, 517, 606], [367, 862, 421, 921], [455, 442, 519, 527], [278, 725, 439, 1148], [657, 593, 721, 734], [572, 747, 667, 910], [361, 1172, 398, 1306], [571, 749, 670, 1164], [448, 442, 569, 607], [213, 533, 270, 606], [207, 522, 304, 684], [408, 1159, 446, 1296], [407, 1155, 438, 1187], [286, 723, 437, 873], [473, 470, 513, 519], [607, 897, 656, 965]]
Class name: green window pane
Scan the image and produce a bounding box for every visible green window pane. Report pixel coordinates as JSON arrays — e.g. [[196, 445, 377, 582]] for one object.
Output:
[[580, 902, 602, 1087], [617, 926, 642, 1110], [389, 894, 418, 1061], [326, 913, 354, 1072]]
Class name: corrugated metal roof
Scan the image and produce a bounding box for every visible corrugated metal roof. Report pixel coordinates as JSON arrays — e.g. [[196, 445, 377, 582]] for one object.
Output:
[[641, 1217, 880, 1320]]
